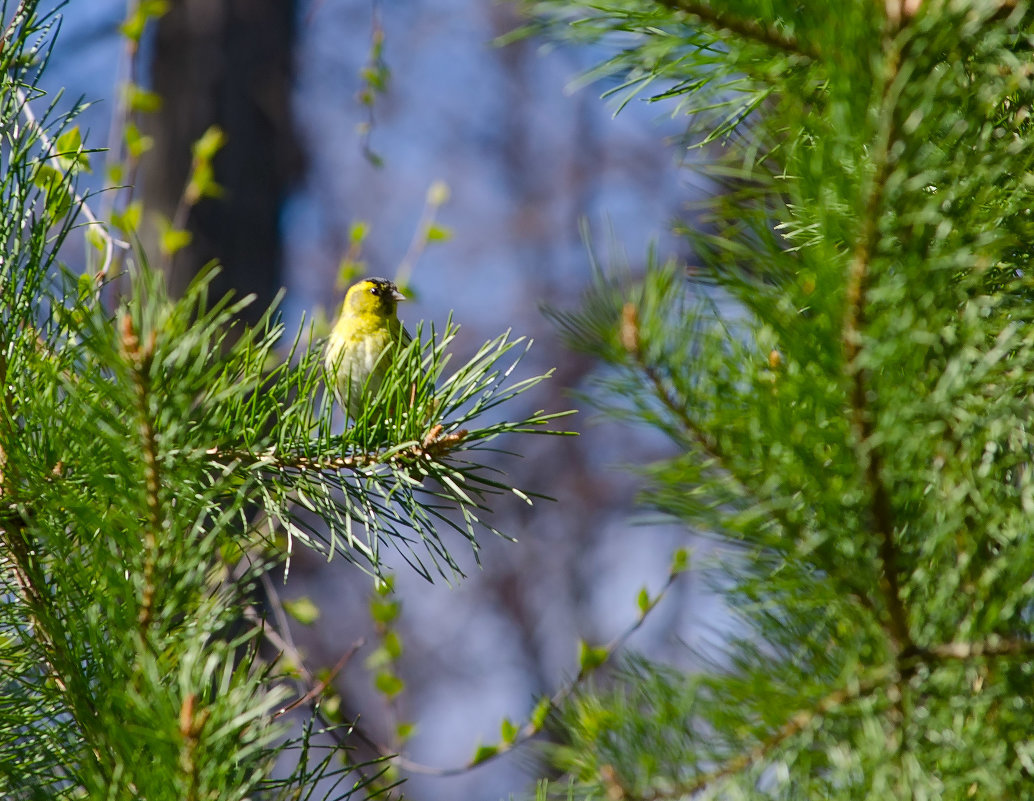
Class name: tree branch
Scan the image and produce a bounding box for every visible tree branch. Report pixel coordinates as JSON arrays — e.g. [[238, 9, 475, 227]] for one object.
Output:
[[640, 668, 893, 800], [120, 314, 162, 632], [920, 637, 1034, 662], [208, 426, 469, 476], [620, 302, 883, 616], [352, 565, 687, 778], [621, 630, 1034, 799], [652, 0, 820, 61], [841, 42, 914, 655]]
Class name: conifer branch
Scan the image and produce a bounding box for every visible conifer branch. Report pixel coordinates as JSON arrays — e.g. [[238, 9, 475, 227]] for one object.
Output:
[[121, 313, 161, 632], [0, 352, 72, 697], [0, 0, 31, 49], [652, 0, 820, 61], [0, 505, 101, 741], [0, 349, 8, 490], [620, 301, 886, 613], [209, 426, 470, 476], [620, 303, 724, 466], [635, 669, 894, 800], [613, 634, 1034, 800], [842, 42, 914, 656]]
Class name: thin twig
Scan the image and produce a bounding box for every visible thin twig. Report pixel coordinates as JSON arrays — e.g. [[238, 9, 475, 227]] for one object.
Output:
[[381, 566, 687, 777], [394, 182, 448, 290], [275, 639, 365, 718], [15, 89, 129, 281], [242, 602, 391, 793]]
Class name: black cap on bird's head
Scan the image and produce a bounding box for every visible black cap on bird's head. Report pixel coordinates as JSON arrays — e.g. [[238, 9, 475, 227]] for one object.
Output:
[[345, 276, 406, 317], [363, 277, 406, 302]]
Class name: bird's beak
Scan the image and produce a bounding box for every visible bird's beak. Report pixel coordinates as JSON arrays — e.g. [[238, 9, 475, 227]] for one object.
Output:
[[392, 288, 406, 302]]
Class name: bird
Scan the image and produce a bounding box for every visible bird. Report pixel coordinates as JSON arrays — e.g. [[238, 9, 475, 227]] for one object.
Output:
[[325, 276, 411, 419]]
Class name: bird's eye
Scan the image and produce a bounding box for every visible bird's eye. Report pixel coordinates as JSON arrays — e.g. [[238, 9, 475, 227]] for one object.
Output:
[[369, 286, 378, 295]]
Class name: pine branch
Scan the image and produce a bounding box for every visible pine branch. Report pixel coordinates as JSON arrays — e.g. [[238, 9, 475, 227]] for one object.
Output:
[[620, 299, 890, 615], [620, 302, 724, 461], [209, 425, 469, 476], [1, 360, 75, 703], [634, 668, 895, 800], [120, 313, 162, 632], [651, 0, 820, 61], [0, 507, 65, 690], [599, 632, 1034, 800], [841, 38, 914, 656]]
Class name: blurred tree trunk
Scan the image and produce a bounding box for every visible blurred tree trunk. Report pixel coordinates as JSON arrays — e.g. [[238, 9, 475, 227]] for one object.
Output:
[[143, 0, 302, 323]]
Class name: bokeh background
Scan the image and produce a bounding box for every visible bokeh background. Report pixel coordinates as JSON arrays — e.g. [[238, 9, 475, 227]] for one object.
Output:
[[47, 2, 726, 798]]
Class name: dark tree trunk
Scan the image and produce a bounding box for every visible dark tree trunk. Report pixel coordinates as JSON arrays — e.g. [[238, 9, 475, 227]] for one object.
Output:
[[144, 0, 302, 323]]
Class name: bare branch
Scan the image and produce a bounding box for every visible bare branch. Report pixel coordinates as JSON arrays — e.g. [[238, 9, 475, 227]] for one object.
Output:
[[14, 89, 130, 282]]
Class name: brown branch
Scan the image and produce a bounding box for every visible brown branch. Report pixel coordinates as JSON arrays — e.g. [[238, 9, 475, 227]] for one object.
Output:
[[0, 331, 103, 745], [0, 505, 107, 756], [274, 638, 364, 718], [242, 601, 393, 794], [653, 0, 820, 61], [207, 426, 468, 475], [0, 345, 70, 692], [0, 348, 8, 490], [121, 314, 161, 632], [211, 447, 375, 472], [620, 304, 723, 462], [841, 41, 914, 655]]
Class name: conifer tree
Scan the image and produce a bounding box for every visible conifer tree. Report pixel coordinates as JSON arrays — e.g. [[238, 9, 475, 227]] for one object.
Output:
[[524, 0, 1034, 798]]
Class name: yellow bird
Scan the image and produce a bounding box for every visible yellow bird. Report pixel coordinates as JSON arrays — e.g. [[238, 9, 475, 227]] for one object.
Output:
[[325, 277, 410, 419]]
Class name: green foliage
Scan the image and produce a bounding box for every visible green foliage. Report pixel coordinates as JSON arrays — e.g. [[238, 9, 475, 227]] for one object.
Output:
[[120, 0, 169, 45], [530, 0, 1034, 798], [471, 744, 500, 765], [577, 640, 609, 673], [283, 596, 321, 625]]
